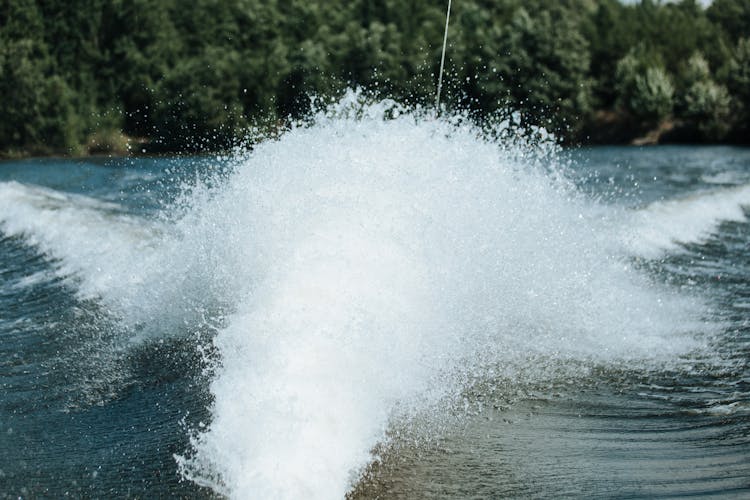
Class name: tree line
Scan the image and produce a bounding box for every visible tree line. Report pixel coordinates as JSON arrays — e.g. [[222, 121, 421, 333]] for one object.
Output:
[[1, 0, 749, 157]]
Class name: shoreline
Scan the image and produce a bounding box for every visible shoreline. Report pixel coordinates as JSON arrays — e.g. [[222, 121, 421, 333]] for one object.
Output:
[[2, 120, 748, 162]]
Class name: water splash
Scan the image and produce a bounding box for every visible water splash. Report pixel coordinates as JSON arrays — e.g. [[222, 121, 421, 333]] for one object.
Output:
[[0, 93, 714, 498], [171, 95, 707, 498]]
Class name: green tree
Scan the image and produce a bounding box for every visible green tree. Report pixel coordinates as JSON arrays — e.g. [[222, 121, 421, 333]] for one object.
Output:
[[585, 0, 635, 107], [678, 53, 732, 141], [101, 0, 182, 136], [708, 0, 750, 43], [151, 47, 249, 150], [726, 37, 750, 137], [0, 0, 80, 153], [615, 50, 674, 123], [633, 67, 675, 122], [461, 3, 593, 135], [0, 0, 747, 153]]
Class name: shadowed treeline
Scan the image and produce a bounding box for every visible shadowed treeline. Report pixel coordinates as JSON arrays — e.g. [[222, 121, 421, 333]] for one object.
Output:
[[1, 0, 748, 156]]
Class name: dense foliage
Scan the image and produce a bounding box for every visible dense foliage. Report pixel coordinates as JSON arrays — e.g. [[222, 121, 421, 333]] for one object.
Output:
[[0, 0, 748, 155]]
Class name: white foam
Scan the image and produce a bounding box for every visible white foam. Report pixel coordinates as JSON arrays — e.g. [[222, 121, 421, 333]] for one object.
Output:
[[9, 269, 57, 290], [625, 184, 750, 258], [174, 96, 708, 498], [701, 171, 741, 185], [0, 181, 158, 300], [0, 95, 714, 499], [0, 181, 223, 334]]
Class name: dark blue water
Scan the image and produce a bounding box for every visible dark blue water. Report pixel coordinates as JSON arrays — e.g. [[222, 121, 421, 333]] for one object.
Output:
[[1, 142, 749, 498], [0, 157, 219, 498]]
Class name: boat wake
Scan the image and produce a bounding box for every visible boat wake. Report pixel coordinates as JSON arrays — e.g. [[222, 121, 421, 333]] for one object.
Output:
[[627, 183, 750, 257], [0, 94, 726, 498]]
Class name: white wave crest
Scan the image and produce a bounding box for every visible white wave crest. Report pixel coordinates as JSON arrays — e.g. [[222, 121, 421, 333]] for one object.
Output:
[[0, 95, 714, 499], [626, 184, 750, 258], [173, 97, 707, 498]]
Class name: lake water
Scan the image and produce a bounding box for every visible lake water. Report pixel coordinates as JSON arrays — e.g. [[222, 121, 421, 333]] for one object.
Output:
[[1, 102, 749, 498]]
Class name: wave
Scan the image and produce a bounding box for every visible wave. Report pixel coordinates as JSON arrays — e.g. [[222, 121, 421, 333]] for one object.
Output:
[[171, 96, 710, 498], [0, 181, 167, 330], [0, 181, 156, 297], [0, 94, 724, 498], [626, 183, 750, 258], [0, 180, 235, 336]]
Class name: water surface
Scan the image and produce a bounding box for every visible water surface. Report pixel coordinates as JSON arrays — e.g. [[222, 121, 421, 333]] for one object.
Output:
[[1, 105, 749, 498]]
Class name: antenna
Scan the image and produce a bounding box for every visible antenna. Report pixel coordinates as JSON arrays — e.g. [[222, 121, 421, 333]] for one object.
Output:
[[435, 0, 452, 116]]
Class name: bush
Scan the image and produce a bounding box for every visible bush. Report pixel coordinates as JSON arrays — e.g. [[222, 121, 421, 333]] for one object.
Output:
[[86, 129, 131, 155], [632, 67, 674, 122], [677, 52, 732, 141], [727, 38, 750, 118], [684, 80, 732, 140], [0, 39, 81, 153], [151, 48, 249, 150], [682, 52, 711, 86], [616, 52, 674, 123]]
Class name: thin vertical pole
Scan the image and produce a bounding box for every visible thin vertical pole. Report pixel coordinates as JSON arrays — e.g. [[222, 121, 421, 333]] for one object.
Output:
[[435, 0, 452, 116]]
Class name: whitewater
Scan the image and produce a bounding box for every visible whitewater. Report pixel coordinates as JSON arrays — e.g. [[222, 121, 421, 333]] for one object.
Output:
[[1, 95, 749, 498]]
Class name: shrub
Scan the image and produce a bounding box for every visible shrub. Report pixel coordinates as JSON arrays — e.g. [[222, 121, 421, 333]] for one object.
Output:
[[616, 52, 674, 123], [684, 80, 732, 140], [727, 38, 750, 114]]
